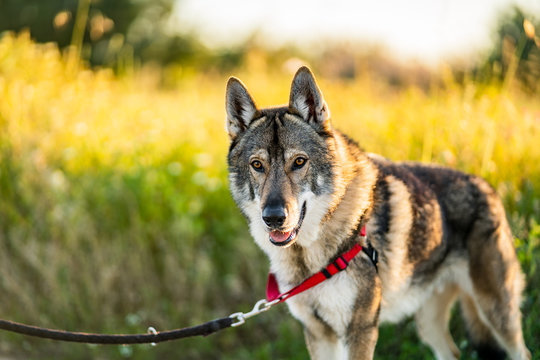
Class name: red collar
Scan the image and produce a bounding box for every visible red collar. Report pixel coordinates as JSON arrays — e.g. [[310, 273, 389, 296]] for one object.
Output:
[[266, 226, 366, 303]]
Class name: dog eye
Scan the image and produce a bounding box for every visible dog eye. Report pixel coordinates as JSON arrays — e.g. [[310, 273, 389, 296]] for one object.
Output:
[[251, 160, 264, 172], [292, 157, 307, 170]]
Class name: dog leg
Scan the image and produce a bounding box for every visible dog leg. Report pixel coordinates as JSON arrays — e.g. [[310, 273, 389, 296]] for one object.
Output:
[[468, 292, 530, 360], [466, 204, 531, 360], [344, 325, 378, 360], [415, 284, 460, 360], [345, 262, 381, 360], [467, 284, 530, 360], [460, 293, 506, 359], [304, 326, 343, 360]]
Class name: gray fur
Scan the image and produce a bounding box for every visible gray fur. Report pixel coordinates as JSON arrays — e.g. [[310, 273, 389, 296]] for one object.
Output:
[[225, 67, 530, 360]]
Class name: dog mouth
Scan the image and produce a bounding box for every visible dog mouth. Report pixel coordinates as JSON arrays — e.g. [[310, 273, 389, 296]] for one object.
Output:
[[268, 202, 306, 247]]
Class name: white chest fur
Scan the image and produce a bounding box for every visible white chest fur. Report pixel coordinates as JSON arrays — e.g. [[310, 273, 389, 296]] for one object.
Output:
[[284, 270, 358, 336]]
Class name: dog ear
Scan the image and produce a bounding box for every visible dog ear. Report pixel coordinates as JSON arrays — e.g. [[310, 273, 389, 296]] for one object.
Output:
[[289, 66, 330, 128], [225, 77, 259, 140]]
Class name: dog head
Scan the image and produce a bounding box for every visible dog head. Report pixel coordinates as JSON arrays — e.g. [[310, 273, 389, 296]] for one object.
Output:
[[226, 67, 338, 251]]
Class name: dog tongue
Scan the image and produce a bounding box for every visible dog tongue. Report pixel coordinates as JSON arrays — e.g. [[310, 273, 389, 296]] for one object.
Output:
[[270, 230, 292, 243]]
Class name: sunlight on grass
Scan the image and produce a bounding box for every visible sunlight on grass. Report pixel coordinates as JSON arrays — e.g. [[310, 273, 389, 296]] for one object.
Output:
[[0, 33, 539, 359]]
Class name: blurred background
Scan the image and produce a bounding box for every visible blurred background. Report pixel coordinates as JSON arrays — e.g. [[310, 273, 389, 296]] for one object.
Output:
[[0, 0, 539, 359]]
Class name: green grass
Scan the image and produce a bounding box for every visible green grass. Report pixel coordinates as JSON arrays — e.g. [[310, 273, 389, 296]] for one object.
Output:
[[0, 32, 539, 359]]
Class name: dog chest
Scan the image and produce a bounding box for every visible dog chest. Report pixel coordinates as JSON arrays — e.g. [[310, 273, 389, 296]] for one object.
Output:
[[285, 271, 359, 336]]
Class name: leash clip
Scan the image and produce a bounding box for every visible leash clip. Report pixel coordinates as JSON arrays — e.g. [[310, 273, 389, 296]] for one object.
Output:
[[229, 298, 280, 327], [147, 326, 158, 346]]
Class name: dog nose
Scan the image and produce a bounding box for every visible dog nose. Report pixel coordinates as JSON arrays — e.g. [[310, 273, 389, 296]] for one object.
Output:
[[262, 205, 287, 228]]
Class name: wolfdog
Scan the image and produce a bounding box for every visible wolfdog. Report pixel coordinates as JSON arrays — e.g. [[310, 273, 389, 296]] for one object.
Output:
[[225, 66, 530, 360]]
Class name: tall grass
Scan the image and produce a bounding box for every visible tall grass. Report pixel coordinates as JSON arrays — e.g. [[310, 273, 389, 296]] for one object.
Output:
[[0, 33, 539, 359]]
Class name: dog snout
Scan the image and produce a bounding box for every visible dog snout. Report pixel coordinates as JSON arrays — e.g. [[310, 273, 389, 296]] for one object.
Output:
[[262, 204, 287, 228]]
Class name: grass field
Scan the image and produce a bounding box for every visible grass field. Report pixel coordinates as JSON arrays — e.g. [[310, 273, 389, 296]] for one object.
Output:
[[0, 33, 539, 359]]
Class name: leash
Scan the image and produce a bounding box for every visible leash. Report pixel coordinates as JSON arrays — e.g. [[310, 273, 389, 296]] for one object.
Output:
[[0, 318, 234, 344], [0, 227, 377, 344]]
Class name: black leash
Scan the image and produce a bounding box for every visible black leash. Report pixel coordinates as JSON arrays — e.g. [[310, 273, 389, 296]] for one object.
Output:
[[0, 317, 233, 344], [0, 297, 276, 345]]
